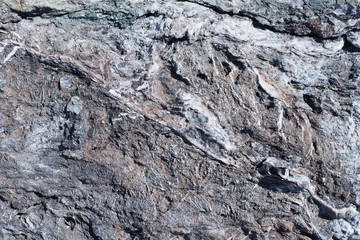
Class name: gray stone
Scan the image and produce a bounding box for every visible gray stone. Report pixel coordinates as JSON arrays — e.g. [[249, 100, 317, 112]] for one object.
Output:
[[53, 40, 68, 53], [59, 76, 73, 90], [0, 113, 4, 123], [0, 80, 5, 92], [0, 0, 360, 239], [347, 31, 360, 49], [331, 219, 354, 239], [66, 96, 83, 114]]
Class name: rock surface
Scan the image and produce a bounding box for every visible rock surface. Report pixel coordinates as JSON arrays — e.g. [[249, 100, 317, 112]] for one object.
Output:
[[1, 0, 360, 239]]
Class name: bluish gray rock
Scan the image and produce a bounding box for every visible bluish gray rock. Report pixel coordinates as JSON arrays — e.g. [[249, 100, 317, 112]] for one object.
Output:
[[66, 96, 83, 115]]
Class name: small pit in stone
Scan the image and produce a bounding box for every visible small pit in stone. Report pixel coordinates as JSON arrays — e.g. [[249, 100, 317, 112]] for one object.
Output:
[[303, 94, 322, 114], [64, 216, 76, 230]]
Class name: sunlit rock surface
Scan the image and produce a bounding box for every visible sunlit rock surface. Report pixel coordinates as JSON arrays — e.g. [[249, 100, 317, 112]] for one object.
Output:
[[1, 0, 360, 239]]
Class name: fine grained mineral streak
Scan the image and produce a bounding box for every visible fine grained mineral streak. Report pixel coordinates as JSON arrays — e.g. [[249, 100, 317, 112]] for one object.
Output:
[[1, 0, 360, 239]]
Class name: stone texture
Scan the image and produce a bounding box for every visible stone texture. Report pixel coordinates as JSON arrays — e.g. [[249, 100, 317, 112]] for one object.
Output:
[[1, 0, 360, 239], [347, 31, 360, 49], [67, 96, 83, 115]]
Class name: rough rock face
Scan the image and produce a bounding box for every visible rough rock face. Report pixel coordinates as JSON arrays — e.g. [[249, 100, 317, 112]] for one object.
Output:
[[1, 0, 360, 239]]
